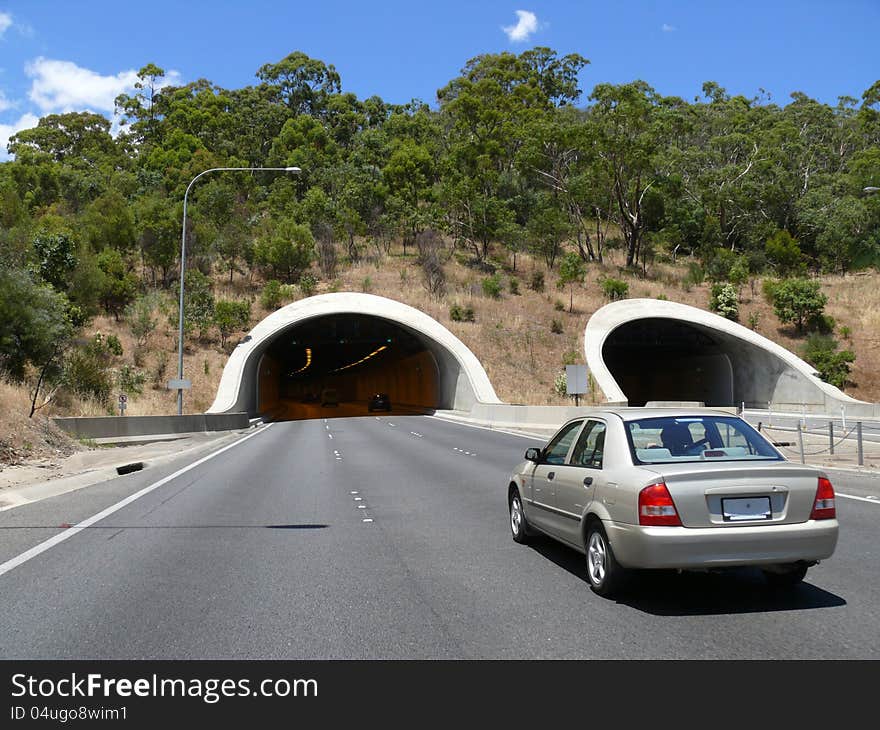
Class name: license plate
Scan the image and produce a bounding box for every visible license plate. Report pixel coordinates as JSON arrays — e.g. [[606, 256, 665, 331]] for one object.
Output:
[[722, 496, 771, 521]]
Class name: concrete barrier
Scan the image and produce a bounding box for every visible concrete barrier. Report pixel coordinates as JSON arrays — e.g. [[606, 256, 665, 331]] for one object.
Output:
[[53, 413, 250, 440]]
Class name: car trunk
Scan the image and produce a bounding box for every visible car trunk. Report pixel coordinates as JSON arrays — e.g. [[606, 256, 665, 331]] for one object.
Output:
[[644, 462, 821, 528]]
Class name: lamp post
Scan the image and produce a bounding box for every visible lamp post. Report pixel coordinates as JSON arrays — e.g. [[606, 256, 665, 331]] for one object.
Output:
[[176, 166, 301, 415], [863, 186, 879, 195]]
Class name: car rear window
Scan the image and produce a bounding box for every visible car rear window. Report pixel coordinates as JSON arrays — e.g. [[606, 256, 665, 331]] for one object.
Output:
[[625, 415, 782, 464]]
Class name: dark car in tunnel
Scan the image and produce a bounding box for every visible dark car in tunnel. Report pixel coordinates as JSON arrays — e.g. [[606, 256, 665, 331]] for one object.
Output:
[[368, 393, 392, 412]]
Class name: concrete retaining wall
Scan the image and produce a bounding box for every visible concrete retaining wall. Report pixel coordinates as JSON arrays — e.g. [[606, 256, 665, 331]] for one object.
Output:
[[53, 413, 250, 440]]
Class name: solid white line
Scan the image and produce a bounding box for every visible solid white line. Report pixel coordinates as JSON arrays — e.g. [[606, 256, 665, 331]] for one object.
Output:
[[837, 492, 880, 505], [0, 424, 275, 580]]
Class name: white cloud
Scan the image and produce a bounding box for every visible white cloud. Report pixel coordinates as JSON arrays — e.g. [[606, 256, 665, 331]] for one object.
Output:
[[503, 10, 538, 42], [0, 111, 40, 160], [25, 57, 140, 114], [0, 12, 12, 37], [662, 23, 676, 32], [0, 89, 14, 113]]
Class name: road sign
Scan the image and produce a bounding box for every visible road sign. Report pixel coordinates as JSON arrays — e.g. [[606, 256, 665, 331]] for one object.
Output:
[[167, 379, 192, 390], [118, 393, 127, 404], [565, 365, 589, 395]]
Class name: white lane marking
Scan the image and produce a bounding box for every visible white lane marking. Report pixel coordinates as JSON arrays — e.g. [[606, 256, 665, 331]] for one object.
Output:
[[387, 422, 396, 428], [362, 518, 373, 523], [358, 505, 367, 509], [410, 432, 423, 438], [354, 497, 363, 501], [350, 491, 359, 495], [0, 424, 275, 579], [837, 492, 880, 505], [328, 434, 333, 440]]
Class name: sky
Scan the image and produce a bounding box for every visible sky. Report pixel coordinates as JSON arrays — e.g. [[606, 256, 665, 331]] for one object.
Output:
[[1, 1, 878, 157]]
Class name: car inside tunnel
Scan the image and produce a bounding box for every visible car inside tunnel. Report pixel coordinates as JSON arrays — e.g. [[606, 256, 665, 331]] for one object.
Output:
[[602, 318, 738, 407], [256, 313, 441, 420]]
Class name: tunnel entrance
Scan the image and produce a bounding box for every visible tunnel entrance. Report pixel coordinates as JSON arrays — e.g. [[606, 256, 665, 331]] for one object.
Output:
[[208, 293, 500, 417], [257, 314, 440, 420], [602, 318, 736, 407]]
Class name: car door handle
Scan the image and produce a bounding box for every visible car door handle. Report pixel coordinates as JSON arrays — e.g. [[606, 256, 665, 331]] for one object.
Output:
[[547, 472, 555, 481], [583, 476, 594, 487]]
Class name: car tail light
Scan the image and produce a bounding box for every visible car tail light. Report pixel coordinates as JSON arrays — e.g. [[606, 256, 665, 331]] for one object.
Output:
[[639, 481, 682, 526], [810, 477, 836, 520]]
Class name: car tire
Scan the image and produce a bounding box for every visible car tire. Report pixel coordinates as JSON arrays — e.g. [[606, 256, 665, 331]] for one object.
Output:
[[763, 563, 808, 588], [585, 523, 628, 597], [509, 490, 533, 544]]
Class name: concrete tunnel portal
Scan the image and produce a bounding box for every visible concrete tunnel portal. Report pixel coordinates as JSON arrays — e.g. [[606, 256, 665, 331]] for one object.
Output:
[[207, 293, 501, 419]]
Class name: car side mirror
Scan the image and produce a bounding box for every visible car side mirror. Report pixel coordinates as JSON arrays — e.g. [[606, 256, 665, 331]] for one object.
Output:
[[524, 447, 542, 463]]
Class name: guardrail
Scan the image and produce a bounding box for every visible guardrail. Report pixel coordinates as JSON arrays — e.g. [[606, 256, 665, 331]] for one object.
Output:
[[754, 419, 876, 466]]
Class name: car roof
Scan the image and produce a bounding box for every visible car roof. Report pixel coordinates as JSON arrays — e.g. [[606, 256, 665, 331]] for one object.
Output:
[[560, 407, 740, 425]]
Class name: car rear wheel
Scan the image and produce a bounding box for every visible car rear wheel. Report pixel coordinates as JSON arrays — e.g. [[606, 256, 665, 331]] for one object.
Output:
[[585, 523, 628, 597], [509, 491, 532, 544], [763, 563, 808, 588]]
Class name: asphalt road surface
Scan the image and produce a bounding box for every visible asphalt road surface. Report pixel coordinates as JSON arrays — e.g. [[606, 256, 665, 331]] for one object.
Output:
[[0, 414, 877, 659]]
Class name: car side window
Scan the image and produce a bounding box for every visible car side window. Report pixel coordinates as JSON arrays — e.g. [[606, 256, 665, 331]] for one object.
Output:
[[569, 420, 606, 469], [543, 421, 583, 465]]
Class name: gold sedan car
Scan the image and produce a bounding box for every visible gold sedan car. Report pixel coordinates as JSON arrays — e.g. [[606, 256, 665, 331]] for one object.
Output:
[[507, 409, 838, 596]]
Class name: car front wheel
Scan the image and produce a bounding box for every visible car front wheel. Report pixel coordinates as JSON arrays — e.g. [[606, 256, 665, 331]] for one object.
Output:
[[585, 523, 628, 597], [509, 491, 532, 544]]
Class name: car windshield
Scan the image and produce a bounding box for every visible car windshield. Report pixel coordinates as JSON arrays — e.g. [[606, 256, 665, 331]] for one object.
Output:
[[625, 415, 782, 464]]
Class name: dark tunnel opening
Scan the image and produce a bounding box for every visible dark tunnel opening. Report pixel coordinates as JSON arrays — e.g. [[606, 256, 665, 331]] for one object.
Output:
[[602, 318, 737, 407], [257, 313, 440, 420]]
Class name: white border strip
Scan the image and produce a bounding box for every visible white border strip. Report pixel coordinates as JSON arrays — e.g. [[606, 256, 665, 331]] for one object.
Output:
[[0, 424, 274, 579], [836, 493, 880, 505]]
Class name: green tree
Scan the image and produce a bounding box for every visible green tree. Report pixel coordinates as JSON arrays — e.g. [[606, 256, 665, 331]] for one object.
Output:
[[765, 230, 805, 277], [254, 220, 315, 282], [214, 299, 251, 348], [96, 248, 139, 320], [771, 279, 828, 334], [32, 231, 77, 291], [801, 334, 855, 389], [557, 251, 586, 311]]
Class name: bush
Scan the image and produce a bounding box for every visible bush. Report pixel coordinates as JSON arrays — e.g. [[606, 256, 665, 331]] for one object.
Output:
[[509, 278, 520, 295], [214, 299, 251, 348], [801, 334, 855, 389], [449, 304, 475, 322], [748, 312, 760, 331], [553, 371, 568, 396], [298, 273, 317, 297], [116, 364, 146, 396], [260, 280, 284, 310], [771, 279, 828, 334], [529, 270, 545, 292], [601, 278, 629, 301], [562, 349, 579, 365], [551, 318, 564, 334], [126, 295, 158, 349], [683, 262, 704, 288], [765, 230, 805, 277], [709, 283, 739, 321], [554, 300, 565, 311], [63, 334, 120, 405], [481, 274, 502, 299]]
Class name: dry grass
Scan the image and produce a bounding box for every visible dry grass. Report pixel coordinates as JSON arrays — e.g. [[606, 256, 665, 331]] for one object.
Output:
[[2, 242, 879, 439], [0, 380, 80, 465]]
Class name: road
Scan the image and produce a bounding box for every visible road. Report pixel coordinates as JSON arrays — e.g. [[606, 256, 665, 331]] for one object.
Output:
[[0, 414, 877, 659]]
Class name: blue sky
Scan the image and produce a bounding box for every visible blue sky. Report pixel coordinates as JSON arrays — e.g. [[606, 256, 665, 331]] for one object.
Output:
[[1, 1, 878, 155]]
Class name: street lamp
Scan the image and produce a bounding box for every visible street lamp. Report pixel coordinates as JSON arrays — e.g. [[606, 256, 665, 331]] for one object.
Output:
[[863, 186, 879, 195], [175, 166, 301, 415]]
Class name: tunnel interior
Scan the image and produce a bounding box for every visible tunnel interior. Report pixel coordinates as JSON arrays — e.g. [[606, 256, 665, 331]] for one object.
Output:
[[602, 318, 789, 407], [256, 313, 441, 419]]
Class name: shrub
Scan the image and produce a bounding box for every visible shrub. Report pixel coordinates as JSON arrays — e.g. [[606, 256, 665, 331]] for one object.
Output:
[[63, 334, 120, 405], [765, 230, 805, 277], [553, 371, 568, 396], [709, 283, 739, 321], [361, 276, 373, 293], [116, 364, 146, 396], [214, 299, 251, 348], [551, 318, 564, 334], [683, 262, 704, 288], [839, 325, 852, 340], [529, 270, 545, 292], [554, 300, 565, 311], [601, 278, 629, 301], [748, 312, 761, 331], [449, 304, 475, 322], [260, 280, 284, 310], [508, 278, 520, 295], [801, 334, 855, 389], [771, 279, 828, 334], [562, 349, 579, 365], [298, 273, 317, 297], [481, 274, 503, 299], [126, 295, 158, 349]]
